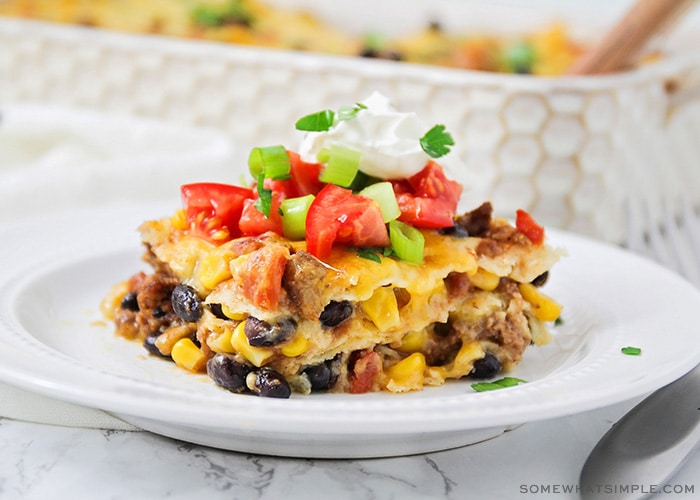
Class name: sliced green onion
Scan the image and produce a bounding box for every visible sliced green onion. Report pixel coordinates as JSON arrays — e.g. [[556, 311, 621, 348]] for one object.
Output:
[[471, 377, 527, 392], [316, 148, 330, 164], [295, 109, 335, 132], [359, 182, 401, 222], [621, 346, 642, 356], [280, 194, 315, 240], [420, 124, 454, 158], [319, 145, 361, 187], [248, 145, 290, 180], [389, 220, 424, 264]]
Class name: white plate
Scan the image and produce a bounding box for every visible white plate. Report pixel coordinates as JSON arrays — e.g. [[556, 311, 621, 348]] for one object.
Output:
[[1, 204, 700, 459]]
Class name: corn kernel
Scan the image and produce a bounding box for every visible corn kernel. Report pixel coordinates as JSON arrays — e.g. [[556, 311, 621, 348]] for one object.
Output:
[[528, 316, 552, 346], [361, 286, 401, 331], [434, 341, 485, 380], [100, 280, 130, 320], [396, 330, 428, 353], [469, 267, 501, 291], [385, 353, 426, 392], [207, 326, 234, 353], [196, 252, 233, 290], [451, 341, 486, 377], [220, 304, 247, 321], [230, 320, 273, 367], [171, 338, 207, 373], [155, 324, 197, 356], [518, 282, 563, 322], [280, 333, 310, 357], [171, 209, 188, 231]]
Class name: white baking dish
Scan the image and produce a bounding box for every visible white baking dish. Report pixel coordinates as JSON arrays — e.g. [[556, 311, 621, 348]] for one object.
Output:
[[1, 1, 698, 242]]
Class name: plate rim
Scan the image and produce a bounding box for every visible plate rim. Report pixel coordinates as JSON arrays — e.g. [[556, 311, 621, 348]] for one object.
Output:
[[1, 205, 700, 437]]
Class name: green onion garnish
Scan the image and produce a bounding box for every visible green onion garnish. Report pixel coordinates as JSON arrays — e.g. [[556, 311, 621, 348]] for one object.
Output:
[[337, 102, 367, 121], [319, 145, 361, 187], [359, 182, 401, 222], [248, 145, 291, 180], [295, 109, 336, 132], [191, 1, 254, 28], [621, 346, 642, 356], [471, 377, 527, 392], [389, 220, 424, 264], [420, 124, 454, 158], [254, 173, 273, 218], [504, 41, 536, 74], [280, 194, 315, 240]]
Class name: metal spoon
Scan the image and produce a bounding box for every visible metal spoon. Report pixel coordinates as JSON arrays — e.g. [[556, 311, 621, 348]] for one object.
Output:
[[580, 365, 700, 499]]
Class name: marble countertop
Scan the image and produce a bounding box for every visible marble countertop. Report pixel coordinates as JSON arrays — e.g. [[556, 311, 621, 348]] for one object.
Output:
[[2, 398, 698, 500]]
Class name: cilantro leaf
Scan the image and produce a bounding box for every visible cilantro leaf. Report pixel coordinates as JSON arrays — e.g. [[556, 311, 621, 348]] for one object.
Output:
[[254, 172, 273, 218], [295, 110, 336, 132], [357, 248, 382, 263], [337, 102, 368, 121], [420, 124, 455, 158], [471, 377, 527, 392]]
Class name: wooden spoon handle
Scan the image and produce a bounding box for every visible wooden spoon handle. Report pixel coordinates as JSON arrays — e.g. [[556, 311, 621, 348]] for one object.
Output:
[[568, 0, 697, 75]]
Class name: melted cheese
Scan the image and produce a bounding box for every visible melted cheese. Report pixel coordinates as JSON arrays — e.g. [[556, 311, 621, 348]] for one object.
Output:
[[301, 230, 478, 302]]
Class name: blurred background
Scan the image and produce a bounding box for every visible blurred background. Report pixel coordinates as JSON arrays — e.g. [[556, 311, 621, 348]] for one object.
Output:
[[1, 0, 699, 244]]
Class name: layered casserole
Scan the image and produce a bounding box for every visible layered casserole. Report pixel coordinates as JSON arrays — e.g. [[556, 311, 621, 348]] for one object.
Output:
[[101, 94, 564, 397]]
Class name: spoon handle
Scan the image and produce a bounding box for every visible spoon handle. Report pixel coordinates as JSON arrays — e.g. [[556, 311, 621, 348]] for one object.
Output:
[[568, 0, 697, 75], [580, 365, 700, 499]]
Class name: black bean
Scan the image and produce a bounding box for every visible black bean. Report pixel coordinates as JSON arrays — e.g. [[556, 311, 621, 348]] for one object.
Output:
[[207, 354, 252, 393], [531, 271, 549, 287], [253, 367, 291, 398], [244, 317, 295, 347], [120, 292, 139, 311], [208, 303, 229, 320], [143, 335, 169, 358], [438, 225, 470, 238], [319, 301, 353, 328], [189, 332, 201, 348], [152, 306, 166, 318], [470, 353, 502, 379], [171, 284, 202, 322], [359, 47, 379, 58], [303, 363, 332, 391], [433, 321, 452, 337]]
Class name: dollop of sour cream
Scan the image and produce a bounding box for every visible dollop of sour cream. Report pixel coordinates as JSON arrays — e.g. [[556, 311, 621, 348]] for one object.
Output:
[[298, 92, 433, 179]]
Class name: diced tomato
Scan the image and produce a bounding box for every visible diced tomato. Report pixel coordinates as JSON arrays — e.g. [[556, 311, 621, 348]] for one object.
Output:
[[349, 350, 382, 394], [396, 194, 456, 229], [305, 184, 390, 260], [515, 209, 545, 244], [266, 151, 324, 199], [181, 183, 255, 243], [238, 194, 284, 236], [407, 161, 462, 207], [242, 245, 289, 310], [391, 162, 462, 229], [288, 151, 325, 196]]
